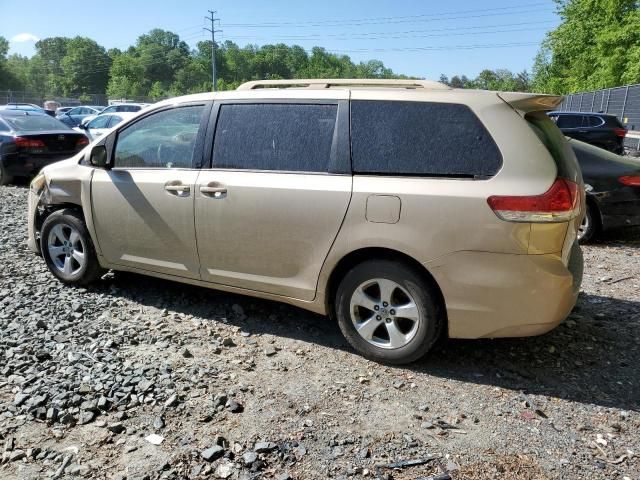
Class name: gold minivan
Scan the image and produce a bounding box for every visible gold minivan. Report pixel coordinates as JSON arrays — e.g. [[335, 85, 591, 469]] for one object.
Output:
[[27, 79, 584, 364]]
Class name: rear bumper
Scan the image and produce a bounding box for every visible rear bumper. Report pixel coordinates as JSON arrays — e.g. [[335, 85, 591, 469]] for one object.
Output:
[[426, 245, 582, 339], [3, 153, 74, 177], [594, 189, 640, 230]]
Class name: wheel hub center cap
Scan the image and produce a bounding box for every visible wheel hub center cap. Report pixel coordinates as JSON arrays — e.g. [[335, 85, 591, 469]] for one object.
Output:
[[380, 307, 389, 317]]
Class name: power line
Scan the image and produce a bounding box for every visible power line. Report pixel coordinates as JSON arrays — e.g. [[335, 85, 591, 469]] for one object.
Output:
[[221, 3, 553, 28], [229, 24, 554, 42]]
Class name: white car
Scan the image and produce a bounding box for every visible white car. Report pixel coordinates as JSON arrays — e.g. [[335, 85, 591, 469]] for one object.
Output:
[[80, 103, 150, 127], [74, 112, 138, 141]]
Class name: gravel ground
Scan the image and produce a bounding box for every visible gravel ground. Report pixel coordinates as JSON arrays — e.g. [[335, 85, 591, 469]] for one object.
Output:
[[0, 184, 638, 480]]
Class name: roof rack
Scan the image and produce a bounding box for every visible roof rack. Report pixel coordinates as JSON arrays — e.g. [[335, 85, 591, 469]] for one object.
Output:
[[236, 79, 450, 91]]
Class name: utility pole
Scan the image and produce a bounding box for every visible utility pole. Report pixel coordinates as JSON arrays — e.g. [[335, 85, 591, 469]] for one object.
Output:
[[204, 10, 222, 92]]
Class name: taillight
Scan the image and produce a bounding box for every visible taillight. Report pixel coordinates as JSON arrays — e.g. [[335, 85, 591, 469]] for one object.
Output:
[[613, 127, 627, 138], [619, 175, 640, 187], [76, 137, 90, 148], [14, 137, 46, 149], [487, 178, 580, 223]]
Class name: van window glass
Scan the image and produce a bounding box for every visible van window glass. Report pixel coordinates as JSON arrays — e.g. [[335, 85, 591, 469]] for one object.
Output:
[[114, 105, 204, 168], [351, 100, 502, 177], [212, 103, 338, 172]]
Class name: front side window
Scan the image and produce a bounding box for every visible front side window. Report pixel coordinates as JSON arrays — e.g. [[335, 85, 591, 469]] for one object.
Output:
[[212, 103, 338, 172], [351, 100, 502, 177], [114, 105, 204, 169], [556, 115, 583, 129]]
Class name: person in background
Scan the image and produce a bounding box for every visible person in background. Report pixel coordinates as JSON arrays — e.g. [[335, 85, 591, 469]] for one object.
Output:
[[43, 100, 61, 117]]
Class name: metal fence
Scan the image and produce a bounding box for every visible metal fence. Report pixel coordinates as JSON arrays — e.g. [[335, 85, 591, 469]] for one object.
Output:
[[559, 83, 640, 150], [0, 90, 155, 107]]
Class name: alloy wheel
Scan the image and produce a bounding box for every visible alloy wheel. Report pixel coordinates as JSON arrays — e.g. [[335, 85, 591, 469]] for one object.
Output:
[[349, 278, 421, 349]]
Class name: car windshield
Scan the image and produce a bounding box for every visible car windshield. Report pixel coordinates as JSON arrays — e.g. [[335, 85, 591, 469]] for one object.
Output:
[[3, 114, 70, 132]]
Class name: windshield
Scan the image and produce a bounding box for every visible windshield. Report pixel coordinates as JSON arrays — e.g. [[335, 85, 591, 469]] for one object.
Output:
[[3, 114, 71, 132]]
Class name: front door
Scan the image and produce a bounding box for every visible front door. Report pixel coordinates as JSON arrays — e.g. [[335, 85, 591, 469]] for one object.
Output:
[[195, 100, 352, 300], [92, 103, 209, 279]]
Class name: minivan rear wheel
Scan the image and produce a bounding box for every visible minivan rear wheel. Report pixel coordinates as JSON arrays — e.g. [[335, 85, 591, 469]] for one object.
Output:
[[335, 260, 442, 364], [40, 209, 105, 285]]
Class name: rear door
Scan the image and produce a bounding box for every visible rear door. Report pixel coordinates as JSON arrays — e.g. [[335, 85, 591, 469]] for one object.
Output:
[[91, 102, 211, 279], [194, 99, 352, 300]]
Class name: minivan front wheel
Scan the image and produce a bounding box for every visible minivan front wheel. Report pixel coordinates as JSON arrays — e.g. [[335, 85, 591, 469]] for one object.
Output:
[[40, 209, 104, 285], [335, 260, 442, 364]]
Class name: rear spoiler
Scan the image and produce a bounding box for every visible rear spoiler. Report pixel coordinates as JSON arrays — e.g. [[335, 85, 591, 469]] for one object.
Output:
[[497, 92, 563, 115]]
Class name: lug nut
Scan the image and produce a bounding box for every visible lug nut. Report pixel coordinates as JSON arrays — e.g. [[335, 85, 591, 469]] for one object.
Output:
[[385, 318, 392, 323], [376, 315, 382, 321], [382, 301, 389, 307], [390, 309, 396, 315], [374, 305, 379, 311]]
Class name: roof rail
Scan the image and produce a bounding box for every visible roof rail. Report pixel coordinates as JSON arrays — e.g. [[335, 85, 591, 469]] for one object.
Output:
[[236, 79, 450, 91]]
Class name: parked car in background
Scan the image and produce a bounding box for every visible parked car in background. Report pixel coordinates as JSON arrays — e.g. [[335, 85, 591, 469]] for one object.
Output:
[[569, 138, 640, 242], [0, 111, 89, 185], [0, 103, 45, 113], [56, 106, 104, 127], [26, 79, 584, 365], [74, 112, 138, 141], [549, 111, 627, 154], [55, 107, 74, 116], [80, 103, 149, 126]]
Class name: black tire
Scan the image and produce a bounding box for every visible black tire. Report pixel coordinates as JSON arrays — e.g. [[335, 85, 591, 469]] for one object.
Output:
[[0, 159, 14, 186], [40, 209, 105, 285], [335, 259, 443, 365], [578, 203, 599, 244]]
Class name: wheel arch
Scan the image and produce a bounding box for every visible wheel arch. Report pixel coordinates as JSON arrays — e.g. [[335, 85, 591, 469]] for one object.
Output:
[[324, 247, 448, 336]]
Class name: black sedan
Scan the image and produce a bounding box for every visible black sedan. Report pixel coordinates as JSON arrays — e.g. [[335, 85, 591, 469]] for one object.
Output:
[[0, 111, 89, 185], [570, 139, 640, 242]]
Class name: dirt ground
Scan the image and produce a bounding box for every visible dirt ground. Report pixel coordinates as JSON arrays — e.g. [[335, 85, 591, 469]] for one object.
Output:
[[0, 184, 638, 480]]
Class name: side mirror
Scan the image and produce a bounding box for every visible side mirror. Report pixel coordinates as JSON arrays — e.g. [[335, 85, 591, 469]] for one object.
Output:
[[89, 145, 108, 168], [78, 123, 87, 129]]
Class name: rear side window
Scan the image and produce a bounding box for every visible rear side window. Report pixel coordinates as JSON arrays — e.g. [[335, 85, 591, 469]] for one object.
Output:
[[526, 112, 579, 179], [351, 100, 502, 177], [586, 116, 604, 127], [212, 103, 338, 172]]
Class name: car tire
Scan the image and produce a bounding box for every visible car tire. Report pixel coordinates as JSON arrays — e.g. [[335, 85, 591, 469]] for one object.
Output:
[[578, 203, 598, 244], [40, 209, 105, 285], [335, 259, 443, 365], [0, 159, 14, 186]]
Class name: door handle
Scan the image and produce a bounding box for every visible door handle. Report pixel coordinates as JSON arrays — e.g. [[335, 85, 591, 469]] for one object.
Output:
[[200, 185, 227, 198], [164, 183, 191, 196]]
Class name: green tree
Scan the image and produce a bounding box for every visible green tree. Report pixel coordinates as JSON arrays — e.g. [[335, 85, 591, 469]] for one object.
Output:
[[59, 37, 110, 95], [532, 0, 640, 93]]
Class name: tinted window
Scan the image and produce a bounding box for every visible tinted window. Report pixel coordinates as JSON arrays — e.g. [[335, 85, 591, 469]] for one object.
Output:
[[101, 106, 116, 114], [3, 114, 70, 132], [117, 105, 142, 112], [586, 116, 604, 127], [555, 115, 583, 128], [213, 103, 338, 172], [114, 105, 204, 168], [88, 115, 111, 129], [351, 100, 502, 177], [526, 112, 579, 179]]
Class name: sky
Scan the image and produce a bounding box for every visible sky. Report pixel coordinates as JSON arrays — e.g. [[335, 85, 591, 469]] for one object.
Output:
[[3, 0, 560, 79]]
